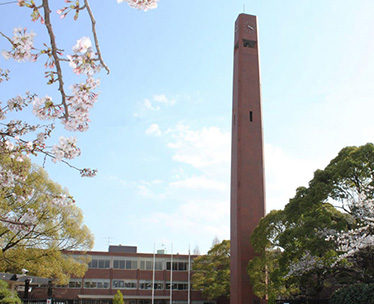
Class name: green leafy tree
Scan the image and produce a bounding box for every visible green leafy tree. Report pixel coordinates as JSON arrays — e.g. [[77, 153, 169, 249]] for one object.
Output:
[[0, 280, 20, 304], [0, 155, 94, 284], [192, 240, 230, 300], [250, 143, 374, 299], [113, 290, 124, 304], [248, 249, 293, 303]]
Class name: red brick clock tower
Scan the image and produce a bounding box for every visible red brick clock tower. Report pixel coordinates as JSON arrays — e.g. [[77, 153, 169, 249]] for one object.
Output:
[[230, 14, 266, 304]]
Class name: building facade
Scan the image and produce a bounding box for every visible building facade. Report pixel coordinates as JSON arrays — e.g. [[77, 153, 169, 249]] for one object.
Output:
[[29, 246, 224, 304]]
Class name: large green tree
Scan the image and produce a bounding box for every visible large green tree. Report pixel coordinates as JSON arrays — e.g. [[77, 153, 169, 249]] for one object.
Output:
[[249, 143, 374, 299], [192, 240, 230, 300], [0, 155, 93, 284]]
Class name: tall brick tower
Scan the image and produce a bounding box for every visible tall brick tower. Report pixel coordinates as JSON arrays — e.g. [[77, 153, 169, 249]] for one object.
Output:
[[230, 14, 266, 304]]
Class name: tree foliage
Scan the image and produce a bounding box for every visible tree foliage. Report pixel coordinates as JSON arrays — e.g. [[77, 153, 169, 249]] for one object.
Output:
[[247, 249, 293, 303], [192, 240, 230, 300], [249, 143, 374, 299], [0, 280, 20, 304], [113, 290, 124, 304], [330, 284, 374, 304], [0, 154, 93, 284]]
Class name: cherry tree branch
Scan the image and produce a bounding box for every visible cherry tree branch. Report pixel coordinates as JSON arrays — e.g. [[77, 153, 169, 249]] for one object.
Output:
[[42, 0, 69, 119], [84, 0, 110, 74]]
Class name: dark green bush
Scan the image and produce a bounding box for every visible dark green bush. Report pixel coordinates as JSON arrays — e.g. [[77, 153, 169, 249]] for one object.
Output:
[[330, 283, 374, 304]]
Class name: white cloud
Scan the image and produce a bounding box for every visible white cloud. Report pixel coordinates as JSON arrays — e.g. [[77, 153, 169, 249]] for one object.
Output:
[[136, 180, 165, 199], [136, 198, 229, 254], [144, 99, 160, 111], [153, 94, 175, 106], [264, 143, 325, 212], [133, 94, 175, 117], [169, 175, 227, 191], [166, 124, 230, 170], [145, 123, 162, 136]]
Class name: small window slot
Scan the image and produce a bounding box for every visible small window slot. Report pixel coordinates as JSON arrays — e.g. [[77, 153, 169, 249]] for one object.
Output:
[[243, 39, 256, 48], [249, 111, 253, 122]]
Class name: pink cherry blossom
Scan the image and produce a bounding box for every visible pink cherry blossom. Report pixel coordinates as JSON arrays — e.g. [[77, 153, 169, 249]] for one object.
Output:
[[117, 0, 159, 11]]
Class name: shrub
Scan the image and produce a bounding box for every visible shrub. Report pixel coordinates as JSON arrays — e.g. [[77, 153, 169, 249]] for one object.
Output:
[[329, 283, 374, 304], [113, 290, 124, 304], [0, 281, 21, 304]]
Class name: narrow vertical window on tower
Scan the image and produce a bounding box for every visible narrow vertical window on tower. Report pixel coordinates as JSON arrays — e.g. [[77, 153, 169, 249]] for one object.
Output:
[[249, 111, 253, 122]]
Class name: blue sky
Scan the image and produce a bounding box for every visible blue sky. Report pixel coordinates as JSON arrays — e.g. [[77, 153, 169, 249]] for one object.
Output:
[[2, 0, 374, 255]]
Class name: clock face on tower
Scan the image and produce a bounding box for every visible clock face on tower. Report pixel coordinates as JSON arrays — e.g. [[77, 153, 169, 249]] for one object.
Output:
[[243, 21, 256, 33]]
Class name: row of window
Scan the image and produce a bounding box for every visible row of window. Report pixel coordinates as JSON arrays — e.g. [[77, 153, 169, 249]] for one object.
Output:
[[88, 259, 189, 271], [64, 279, 190, 290]]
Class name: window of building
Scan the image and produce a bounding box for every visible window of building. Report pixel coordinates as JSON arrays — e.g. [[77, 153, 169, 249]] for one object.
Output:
[[88, 259, 110, 269], [139, 281, 152, 290], [140, 260, 153, 270], [112, 280, 137, 289], [166, 261, 188, 271], [112, 280, 124, 288], [166, 282, 188, 290], [139, 281, 164, 290], [68, 280, 82, 288], [113, 259, 137, 270], [243, 39, 256, 48], [154, 261, 163, 270], [124, 281, 137, 289], [84, 279, 110, 289]]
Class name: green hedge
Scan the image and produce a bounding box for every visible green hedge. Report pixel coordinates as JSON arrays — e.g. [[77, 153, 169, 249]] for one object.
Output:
[[330, 284, 374, 304]]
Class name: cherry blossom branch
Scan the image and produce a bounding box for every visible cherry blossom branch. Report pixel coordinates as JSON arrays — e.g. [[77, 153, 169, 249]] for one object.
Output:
[[0, 1, 17, 6], [0, 30, 13, 44], [84, 0, 110, 74], [41, 0, 69, 119], [0, 217, 33, 227]]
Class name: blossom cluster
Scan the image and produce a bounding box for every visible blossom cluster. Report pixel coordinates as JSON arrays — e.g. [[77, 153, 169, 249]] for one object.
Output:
[[286, 251, 325, 277], [64, 77, 100, 132], [67, 36, 101, 76], [0, 68, 10, 83], [117, 0, 159, 11], [325, 192, 374, 265], [2, 208, 38, 235], [32, 95, 63, 120], [64, 37, 101, 132], [0, 165, 20, 188], [2, 27, 36, 62], [52, 136, 81, 163], [333, 223, 374, 262]]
